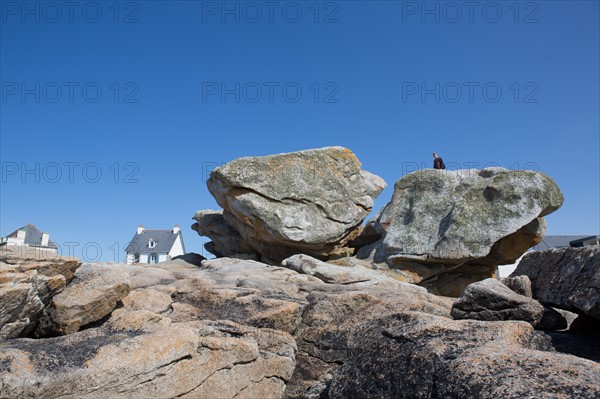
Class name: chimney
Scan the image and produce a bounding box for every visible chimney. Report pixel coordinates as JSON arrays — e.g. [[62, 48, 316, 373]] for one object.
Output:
[[137, 225, 145, 234], [17, 228, 26, 240], [41, 232, 50, 246], [173, 224, 180, 234]]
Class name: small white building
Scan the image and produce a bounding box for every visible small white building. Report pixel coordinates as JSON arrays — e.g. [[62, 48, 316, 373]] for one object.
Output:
[[0, 224, 58, 254], [125, 225, 185, 264]]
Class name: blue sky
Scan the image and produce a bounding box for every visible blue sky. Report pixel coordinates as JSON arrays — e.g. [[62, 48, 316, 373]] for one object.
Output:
[[1, 0, 598, 262]]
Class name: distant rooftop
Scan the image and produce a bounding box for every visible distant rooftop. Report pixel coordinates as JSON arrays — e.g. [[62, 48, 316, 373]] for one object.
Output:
[[5, 224, 58, 249], [569, 235, 600, 247], [532, 235, 599, 251], [125, 229, 181, 254]]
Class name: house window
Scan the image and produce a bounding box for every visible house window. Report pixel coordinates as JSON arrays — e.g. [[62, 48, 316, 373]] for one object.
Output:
[[134, 254, 140, 263], [150, 253, 159, 263], [149, 239, 157, 248]]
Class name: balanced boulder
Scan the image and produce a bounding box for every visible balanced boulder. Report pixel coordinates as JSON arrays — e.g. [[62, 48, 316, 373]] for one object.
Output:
[[358, 167, 563, 295], [206, 147, 386, 262]]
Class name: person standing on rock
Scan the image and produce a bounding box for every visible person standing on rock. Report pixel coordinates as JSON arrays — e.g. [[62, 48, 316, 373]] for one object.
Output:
[[433, 152, 446, 170]]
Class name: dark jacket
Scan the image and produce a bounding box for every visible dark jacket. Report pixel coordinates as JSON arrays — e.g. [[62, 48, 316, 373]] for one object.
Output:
[[433, 157, 446, 169]]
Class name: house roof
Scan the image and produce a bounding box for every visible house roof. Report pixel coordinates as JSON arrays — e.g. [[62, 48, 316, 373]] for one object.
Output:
[[125, 229, 181, 254], [569, 235, 600, 247], [531, 235, 591, 251], [5, 224, 59, 249]]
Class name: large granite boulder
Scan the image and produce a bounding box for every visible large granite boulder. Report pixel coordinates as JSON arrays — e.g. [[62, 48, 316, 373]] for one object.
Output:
[[0, 248, 81, 339], [206, 147, 386, 262], [36, 264, 130, 336], [511, 246, 600, 319], [451, 278, 544, 326], [0, 246, 81, 287], [327, 312, 600, 398], [358, 167, 563, 295], [1, 283, 47, 339]]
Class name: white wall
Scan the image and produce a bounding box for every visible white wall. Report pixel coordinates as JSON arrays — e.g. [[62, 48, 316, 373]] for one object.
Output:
[[125, 253, 135, 264], [1, 243, 57, 257], [497, 253, 527, 278], [125, 233, 184, 264], [1, 237, 25, 246], [168, 234, 185, 258], [126, 252, 167, 264], [0, 238, 57, 255]]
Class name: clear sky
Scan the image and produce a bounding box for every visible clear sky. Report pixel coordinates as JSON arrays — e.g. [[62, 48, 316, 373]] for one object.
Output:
[[1, 0, 598, 262]]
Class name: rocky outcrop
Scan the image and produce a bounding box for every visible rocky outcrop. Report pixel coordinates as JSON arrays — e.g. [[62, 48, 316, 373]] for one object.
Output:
[[327, 312, 600, 398], [36, 264, 130, 336], [0, 256, 453, 399], [170, 259, 309, 334], [0, 316, 296, 399], [511, 246, 600, 320], [165, 255, 450, 398], [451, 278, 544, 326], [2, 253, 598, 398], [1, 260, 301, 398], [358, 167, 563, 295], [4, 145, 592, 398], [205, 147, 386, 262], [192, 209, 259, 259], [1, 283, 47, 339], [0, 246, 81, 283], [0, 248, 81, 339], [279, 255, 453, 398]]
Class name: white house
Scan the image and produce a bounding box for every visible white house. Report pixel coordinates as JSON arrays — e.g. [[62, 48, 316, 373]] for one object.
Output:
[[0, 224, 58, 254], [125, 225, 185, 264]]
